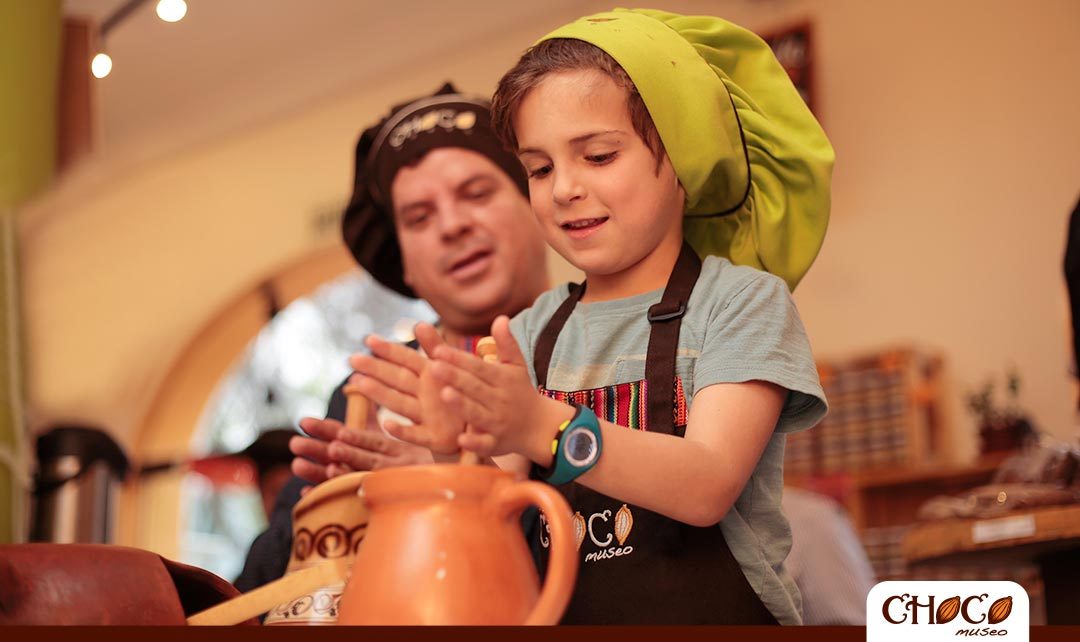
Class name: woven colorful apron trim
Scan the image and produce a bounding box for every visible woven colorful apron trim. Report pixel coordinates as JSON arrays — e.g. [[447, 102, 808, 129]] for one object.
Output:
[[539, 377, 688, 431], [461, 335, 480, 355]]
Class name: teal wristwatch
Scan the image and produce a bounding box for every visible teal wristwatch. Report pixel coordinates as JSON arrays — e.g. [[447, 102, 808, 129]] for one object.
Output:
[[538, 404, 603, 485]]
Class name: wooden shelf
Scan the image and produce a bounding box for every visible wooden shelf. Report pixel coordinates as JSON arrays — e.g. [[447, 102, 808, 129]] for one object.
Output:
[[855, 453, 1010, 488], [901, 504, 1080, 625], [785, 347, 945, 477], [902, 504, 1080, 565]]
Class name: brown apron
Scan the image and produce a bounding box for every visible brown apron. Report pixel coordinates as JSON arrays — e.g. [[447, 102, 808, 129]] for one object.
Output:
[[530, 243, 779, 624]]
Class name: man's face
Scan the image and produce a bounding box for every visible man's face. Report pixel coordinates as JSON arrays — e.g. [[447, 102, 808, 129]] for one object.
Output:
[[391, 147, 548, 333]]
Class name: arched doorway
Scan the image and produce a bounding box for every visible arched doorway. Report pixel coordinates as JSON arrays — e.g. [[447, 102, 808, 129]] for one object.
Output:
[[179, 269, 432, 579], [118, 243, 432, 563]]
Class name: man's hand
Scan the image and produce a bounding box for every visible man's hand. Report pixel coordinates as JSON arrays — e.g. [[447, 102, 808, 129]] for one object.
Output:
[[330, 424, 433, 471], [290, 416, 434, 487], [350, 323, 467, 455], [290, 417, 345, 485]]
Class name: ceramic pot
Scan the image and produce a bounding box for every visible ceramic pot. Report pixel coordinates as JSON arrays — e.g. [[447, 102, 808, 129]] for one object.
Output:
[[337, 464, 577, 625], [264, 471, 368, 625]]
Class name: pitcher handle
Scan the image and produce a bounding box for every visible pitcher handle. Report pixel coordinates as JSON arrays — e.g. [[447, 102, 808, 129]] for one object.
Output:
[[494, 480, 578, 625]]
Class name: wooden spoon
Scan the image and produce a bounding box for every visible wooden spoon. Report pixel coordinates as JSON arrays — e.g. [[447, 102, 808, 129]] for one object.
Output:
[[186, 558, 348, 626]]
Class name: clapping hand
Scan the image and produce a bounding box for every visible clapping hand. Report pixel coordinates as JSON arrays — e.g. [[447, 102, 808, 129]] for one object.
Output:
[[349, 323, 468, 455]]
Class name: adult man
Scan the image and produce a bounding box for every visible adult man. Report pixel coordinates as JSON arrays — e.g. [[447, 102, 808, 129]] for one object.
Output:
[[235, 84, 550, 591]]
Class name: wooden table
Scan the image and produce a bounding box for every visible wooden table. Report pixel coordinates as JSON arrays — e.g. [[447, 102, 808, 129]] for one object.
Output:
[[902, 504, 1080, 624]]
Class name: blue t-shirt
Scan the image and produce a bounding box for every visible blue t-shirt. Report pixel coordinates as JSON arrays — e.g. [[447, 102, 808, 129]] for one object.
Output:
[[510, 256, 828, 624]]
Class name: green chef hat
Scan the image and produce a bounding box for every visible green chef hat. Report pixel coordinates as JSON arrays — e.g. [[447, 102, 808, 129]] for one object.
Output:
[[538, 8, 834, 291]]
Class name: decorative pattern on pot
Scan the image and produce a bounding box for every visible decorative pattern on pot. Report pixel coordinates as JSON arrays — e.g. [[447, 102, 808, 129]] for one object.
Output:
[[263, 472, 369, 626]]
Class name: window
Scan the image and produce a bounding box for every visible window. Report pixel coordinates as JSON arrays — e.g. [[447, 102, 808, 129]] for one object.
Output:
[[178, 271, 434, 580]]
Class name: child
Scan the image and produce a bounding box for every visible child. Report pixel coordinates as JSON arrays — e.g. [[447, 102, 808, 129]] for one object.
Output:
[[359, 9, 833, 625]]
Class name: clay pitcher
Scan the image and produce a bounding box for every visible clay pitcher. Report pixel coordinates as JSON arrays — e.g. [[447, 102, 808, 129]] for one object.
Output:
[[264, 471, 368, 625], [337, 464, 577, 625]]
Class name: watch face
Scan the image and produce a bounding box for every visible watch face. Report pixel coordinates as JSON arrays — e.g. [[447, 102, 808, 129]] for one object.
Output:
[[563, 426, 599, 467]]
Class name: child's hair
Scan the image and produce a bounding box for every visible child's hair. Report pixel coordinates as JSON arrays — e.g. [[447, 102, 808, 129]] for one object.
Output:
[[491, 38, 665, 164]]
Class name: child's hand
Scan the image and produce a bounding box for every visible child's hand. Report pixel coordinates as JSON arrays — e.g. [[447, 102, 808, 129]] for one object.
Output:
[[429, 316, 550, 459], [349, 323, 467, 455]]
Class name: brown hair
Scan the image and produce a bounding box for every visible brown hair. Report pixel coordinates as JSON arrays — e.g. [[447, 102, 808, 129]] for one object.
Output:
[[491, 38, 665, 164]]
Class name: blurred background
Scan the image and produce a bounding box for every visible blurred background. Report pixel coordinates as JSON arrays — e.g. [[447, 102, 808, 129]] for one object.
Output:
[[2, 0, 1079, 624]]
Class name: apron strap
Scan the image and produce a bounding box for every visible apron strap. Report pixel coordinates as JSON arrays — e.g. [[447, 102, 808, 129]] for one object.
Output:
[[534, 282, 585, 387], [645, 243, 702, 436], [533, 243, 702, 435]]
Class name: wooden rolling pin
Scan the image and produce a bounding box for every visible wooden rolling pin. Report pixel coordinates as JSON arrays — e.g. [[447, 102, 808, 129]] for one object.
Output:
[[186, 558, 348, 626], [458, 337, 497, 466]]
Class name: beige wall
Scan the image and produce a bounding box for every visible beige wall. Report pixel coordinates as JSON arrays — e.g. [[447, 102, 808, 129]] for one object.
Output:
[[18, 5, 591, 460], [17, 0, 1080, 488], [736, 0, 1080, 460], [661, 0, 1080, 458]]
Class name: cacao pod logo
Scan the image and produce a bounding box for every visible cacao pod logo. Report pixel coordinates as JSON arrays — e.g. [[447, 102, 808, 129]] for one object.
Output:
[[572, 512, 586, 550], [988, 596, 1013, 624], [614, 504, 634, 545], [935, 596, 961, 624]]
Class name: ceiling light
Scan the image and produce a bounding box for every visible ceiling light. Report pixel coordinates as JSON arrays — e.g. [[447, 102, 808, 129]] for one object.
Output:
[[91, 53, 113, 79], [155, 0, 187, 23]]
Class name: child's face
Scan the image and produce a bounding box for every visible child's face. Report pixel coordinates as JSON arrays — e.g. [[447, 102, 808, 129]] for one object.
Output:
[[514, 70, 685, 288]]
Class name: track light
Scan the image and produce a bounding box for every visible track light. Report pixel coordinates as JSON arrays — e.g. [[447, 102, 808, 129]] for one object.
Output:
[[155, 0, 187, 23], [91, 52, 113, 79], [92, 0, 189, 80]]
